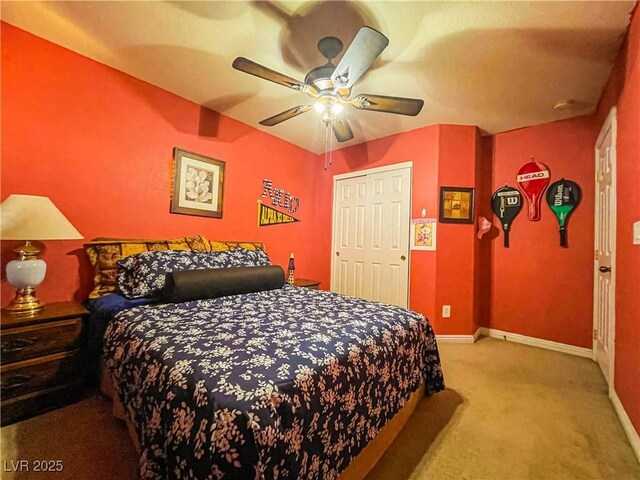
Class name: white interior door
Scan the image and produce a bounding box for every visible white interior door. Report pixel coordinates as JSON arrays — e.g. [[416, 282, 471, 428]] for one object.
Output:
[[593, 107, 617, 386], [331, 164, 411, 308]]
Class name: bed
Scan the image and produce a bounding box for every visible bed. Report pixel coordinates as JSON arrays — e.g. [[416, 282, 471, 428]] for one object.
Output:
[[84, 238, 444, 480]]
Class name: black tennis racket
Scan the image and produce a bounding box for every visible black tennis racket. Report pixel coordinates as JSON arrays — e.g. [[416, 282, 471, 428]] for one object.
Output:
[[492, 185, 523, 248]]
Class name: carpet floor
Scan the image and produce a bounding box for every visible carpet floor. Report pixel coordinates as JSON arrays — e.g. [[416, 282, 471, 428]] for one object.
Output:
[[1, 337, 638, 479]]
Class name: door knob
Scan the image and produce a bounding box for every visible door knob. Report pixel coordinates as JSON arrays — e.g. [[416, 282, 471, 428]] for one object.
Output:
[[599, 266, 611, 273], [336, 252, 340, 256], [401, 255, 406, 261]]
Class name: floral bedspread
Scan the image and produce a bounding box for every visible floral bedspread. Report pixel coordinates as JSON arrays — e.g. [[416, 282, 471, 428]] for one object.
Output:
[[103, 285, 444, 479]]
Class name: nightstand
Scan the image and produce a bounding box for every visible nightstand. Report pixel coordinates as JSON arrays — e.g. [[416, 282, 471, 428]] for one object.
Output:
[[292, 278, 321, 290], [1, 301, 88, 426]]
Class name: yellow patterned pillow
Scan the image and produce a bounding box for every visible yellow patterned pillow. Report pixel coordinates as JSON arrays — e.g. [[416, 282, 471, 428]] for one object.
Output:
[[84, 236, 210, 298], [208, 241, 265, 252]]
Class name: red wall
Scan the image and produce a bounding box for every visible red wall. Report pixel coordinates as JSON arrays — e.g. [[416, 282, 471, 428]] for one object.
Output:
[[486, 115, 599, 348], [596, 6, 640, 436], [436, 126, 482, 335], [475, 135, 494, 330], [1, 23, 322, 304], [314, 124, 483, 335]]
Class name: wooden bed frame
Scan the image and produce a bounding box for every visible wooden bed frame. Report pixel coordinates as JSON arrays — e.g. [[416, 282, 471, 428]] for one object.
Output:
[[101, 363, 423, 479]]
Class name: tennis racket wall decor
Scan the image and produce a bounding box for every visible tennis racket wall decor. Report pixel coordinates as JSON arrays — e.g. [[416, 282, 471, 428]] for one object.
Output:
[[546, 179, 582, 247], [491, 185, 523, 248], [517, 158, 550, 221]]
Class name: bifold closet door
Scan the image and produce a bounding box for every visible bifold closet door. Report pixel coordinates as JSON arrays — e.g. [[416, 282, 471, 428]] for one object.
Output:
[[332, 166, 411, 308]]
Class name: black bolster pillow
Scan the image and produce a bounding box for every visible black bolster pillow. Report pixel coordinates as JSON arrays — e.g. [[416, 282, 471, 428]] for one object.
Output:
[[162, 265, 285, 303]]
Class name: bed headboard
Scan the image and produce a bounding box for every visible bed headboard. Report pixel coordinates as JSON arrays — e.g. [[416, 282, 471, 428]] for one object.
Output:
[[84, 237, 265, 298]]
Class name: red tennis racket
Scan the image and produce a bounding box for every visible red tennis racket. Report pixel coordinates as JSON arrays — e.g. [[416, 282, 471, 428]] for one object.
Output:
[[517, 160, 550, 221]]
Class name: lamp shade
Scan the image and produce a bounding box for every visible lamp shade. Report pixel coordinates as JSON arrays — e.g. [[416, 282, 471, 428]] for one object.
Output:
[[0, 195, 83, 240]]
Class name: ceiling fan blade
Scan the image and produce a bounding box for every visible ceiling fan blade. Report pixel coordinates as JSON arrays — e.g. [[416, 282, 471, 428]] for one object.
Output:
[[259, 105, 311, 127], [233, 57, 314, 93], [332, 117, 354, 142], [331, 27, 389, 89], [351, 94, 424, 116]]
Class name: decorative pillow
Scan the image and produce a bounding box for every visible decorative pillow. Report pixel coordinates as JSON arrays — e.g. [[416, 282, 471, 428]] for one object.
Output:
[[162, 265, 285, 304], [84, 236, 210, 298], [208, 241, 265, 252], [117, 248, 272, 299]]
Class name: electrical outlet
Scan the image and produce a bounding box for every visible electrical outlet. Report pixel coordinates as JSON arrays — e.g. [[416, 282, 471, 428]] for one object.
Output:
[[633, 221, 640, 245], [442, 305, 451, 318]]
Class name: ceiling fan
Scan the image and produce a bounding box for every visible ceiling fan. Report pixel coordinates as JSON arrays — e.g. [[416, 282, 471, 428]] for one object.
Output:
[[232, 26, 424, 144]]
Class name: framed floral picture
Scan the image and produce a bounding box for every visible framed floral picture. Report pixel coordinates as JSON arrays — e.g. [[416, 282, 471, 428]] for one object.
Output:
[[411, 218, 437, 250], [439, 186, 475, 224], [171, 148, 225, 218]]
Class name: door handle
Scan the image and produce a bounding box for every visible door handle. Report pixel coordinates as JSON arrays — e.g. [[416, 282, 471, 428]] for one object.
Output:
[[401, 255, 406, 261], [336, 252, 340, 256], [599, 266, 612, 273]]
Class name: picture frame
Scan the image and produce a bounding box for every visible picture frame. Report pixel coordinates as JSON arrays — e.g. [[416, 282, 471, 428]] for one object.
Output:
[[171, 148, 225, 218], [411, 218, 437, 251], [439, 186, 475, 224]]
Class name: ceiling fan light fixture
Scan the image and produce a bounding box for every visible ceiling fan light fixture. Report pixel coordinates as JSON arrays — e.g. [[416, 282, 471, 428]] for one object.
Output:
[[331, 103, 344, 115], [313, 102, 325, 113]]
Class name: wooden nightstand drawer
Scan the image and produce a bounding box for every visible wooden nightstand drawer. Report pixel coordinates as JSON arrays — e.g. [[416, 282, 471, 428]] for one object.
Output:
[[1, 350, 80, 400], [1, 317, 83, 363], [1, 382, 82, 427]]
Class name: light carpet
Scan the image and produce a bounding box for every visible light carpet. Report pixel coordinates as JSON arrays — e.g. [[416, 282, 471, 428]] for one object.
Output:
[[1, 337, 638, 479]]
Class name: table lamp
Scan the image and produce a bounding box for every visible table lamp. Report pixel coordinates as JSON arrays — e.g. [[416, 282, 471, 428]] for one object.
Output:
[[1, 195, 83, 314]]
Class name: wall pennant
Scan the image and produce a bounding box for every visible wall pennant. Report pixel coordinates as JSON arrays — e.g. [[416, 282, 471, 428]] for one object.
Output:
[[516, 158, 550, 221], [257, 201, 300, 226], [546, 178, 582, 247], [491, 185, 523, 248]]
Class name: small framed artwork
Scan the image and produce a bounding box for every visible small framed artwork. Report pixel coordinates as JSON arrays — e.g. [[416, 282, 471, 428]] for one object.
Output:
[[411, 218, 437, 251], [171, 148, 225, 218], [439, 186, 475, 224]]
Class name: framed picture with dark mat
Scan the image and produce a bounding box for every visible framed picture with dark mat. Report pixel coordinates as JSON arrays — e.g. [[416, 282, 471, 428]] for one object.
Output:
[[439, 186, 475, 224]]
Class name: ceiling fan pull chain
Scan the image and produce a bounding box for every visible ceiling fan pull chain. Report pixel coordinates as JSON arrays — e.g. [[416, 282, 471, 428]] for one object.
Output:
[[324, 122, 331, 170], [329, 122, 333, 167]]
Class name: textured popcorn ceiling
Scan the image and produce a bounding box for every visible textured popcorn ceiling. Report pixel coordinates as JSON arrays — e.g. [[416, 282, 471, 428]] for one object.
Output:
[[2, 1, 635, 153]]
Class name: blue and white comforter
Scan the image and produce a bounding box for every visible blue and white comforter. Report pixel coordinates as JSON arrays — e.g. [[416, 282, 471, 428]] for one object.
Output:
[[103, 285, 444, 479]]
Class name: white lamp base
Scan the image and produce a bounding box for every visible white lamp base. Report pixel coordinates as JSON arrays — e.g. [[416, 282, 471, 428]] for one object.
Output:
[[5, 257, 47, 314]]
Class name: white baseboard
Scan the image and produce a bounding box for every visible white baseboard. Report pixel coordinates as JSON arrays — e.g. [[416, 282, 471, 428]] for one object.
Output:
[[477, 327, 592, 358], [436, 335, 476, 344], [610, 389, 640, 463], [473, 328, 482, 342]]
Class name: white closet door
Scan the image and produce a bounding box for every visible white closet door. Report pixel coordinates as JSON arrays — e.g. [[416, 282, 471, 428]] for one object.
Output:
[[332, 165, 411, 308]]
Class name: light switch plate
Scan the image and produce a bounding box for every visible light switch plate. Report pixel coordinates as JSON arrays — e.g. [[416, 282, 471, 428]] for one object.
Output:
[[634, 221, 640, 245], [442, 305, 451, 318]]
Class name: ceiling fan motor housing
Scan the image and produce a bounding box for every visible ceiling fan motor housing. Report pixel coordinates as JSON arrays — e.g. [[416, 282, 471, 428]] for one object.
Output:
[[304, 64, 351, 97]]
